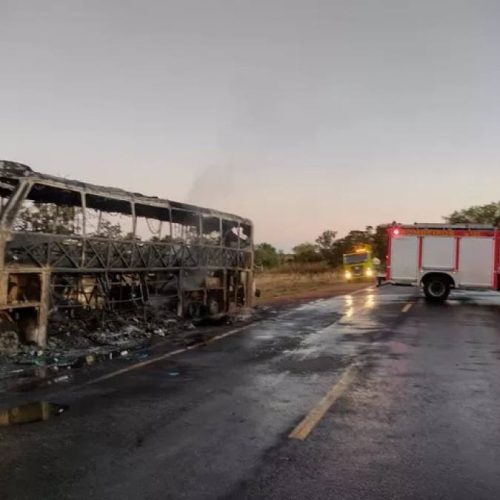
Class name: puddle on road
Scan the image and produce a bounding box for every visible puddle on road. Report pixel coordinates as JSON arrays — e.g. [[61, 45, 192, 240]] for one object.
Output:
[[445, 290, 500, 306], [276, 354, 347, 375], [0, 401, 68, 426]]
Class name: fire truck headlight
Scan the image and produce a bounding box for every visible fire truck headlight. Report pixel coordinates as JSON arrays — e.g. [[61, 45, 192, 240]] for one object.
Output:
[[345, 270, 352, 280], [365, 268, 374, 277]]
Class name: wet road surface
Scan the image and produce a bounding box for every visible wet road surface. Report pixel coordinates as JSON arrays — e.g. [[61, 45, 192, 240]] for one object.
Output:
[[1, 286, 500, 499]]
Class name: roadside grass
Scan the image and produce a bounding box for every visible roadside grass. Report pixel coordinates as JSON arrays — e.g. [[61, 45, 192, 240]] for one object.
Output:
[[265, 261, 332, 275], [255, 270, 343, 302]]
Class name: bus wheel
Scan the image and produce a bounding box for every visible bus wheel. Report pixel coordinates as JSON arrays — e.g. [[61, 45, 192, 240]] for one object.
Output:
[[423, 276, 450, 302], [187, 301, 206, 320]]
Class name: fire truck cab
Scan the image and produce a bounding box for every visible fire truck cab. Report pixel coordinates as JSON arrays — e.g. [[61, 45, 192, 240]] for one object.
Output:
[[385, 224, 500, 302]]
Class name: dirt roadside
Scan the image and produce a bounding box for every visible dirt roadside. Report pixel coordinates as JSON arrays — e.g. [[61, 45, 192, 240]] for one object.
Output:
[[255, 279, 372, 307]]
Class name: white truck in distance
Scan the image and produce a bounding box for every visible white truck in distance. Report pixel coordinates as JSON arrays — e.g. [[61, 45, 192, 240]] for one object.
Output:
[[385, 224, 500, 302]]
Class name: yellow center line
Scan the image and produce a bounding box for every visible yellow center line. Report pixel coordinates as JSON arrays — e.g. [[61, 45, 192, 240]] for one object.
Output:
[[289, 363, 358, 441], [401, 303, 412, 313]]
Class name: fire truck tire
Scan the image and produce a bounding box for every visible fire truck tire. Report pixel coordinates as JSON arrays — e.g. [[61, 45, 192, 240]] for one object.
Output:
[[423, 276, 450, 302]]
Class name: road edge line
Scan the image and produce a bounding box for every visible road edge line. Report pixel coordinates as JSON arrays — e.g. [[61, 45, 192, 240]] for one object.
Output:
[[81, 287, 374, 387], [81, 325, 250, 386]]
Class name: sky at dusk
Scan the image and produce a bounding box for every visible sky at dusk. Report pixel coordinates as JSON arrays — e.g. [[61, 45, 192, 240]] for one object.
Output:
[[1, 0, 500, 250]]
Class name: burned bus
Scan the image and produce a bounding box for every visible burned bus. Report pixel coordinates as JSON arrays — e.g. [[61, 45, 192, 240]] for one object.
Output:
[[0, 161, 254, 347]]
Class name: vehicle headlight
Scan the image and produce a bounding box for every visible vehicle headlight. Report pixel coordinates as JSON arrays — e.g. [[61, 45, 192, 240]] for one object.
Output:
[[365, 268, 373, 277], [345, 270, 352, 280]]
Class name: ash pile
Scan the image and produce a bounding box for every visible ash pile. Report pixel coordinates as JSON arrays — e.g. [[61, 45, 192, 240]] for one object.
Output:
[[0, 307, 197, 385]]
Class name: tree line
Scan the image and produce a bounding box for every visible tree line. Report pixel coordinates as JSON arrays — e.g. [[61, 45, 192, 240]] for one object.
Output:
[[255, 226, 387, 269], [255, 201, 500, 270]]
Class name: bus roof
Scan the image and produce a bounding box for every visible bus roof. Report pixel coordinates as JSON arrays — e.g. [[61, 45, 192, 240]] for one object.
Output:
[[0, 160, 251, 225]]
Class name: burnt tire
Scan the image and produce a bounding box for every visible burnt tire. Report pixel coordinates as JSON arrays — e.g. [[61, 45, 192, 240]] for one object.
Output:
[[186, 301, 206, 320], [423, 276, 450, 302]]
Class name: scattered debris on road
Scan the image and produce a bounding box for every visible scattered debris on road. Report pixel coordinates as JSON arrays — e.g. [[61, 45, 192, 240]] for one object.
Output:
[[0, 305, 207, 391]]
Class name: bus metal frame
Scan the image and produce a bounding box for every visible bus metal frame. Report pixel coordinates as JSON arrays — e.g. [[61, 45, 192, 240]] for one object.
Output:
[[0, 161, 254, 346]]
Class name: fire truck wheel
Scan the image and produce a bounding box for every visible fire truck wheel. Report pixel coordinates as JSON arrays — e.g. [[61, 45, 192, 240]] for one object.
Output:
[[423, 276, 450, 302]]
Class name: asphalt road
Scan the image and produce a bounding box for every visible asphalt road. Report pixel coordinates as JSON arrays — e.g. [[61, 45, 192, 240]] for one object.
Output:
[[1, 286, 500, 499]]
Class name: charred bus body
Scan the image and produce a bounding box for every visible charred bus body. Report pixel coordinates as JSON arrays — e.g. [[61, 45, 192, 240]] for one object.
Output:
[[0, 161, 254, 347]]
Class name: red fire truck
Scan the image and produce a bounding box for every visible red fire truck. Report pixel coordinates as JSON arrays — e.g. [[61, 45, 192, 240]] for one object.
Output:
[[385, 224, 500, 301]]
